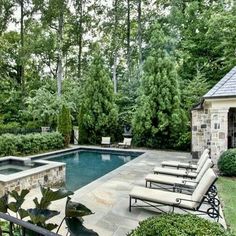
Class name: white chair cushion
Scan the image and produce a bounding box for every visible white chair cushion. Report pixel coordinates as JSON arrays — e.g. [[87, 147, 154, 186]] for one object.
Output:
[[154, 167, 197, 178], [192, 168, 216, 203], [145, 174, 196, 188], [130, 186, 195, 209]]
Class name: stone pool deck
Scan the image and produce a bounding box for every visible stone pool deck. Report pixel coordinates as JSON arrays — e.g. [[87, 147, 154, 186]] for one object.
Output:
[[21, 147, 225, 236]]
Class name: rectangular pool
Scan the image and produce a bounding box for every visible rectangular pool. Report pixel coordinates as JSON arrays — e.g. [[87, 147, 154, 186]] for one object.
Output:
[[46, 149, 141, 191]]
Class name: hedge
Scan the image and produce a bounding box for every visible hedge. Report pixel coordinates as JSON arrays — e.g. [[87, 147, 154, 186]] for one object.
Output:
[[218, 149, 236, 176], [0, 122, 41, 135], [128, 214, 234, 236], [0, 132, 64, 156]]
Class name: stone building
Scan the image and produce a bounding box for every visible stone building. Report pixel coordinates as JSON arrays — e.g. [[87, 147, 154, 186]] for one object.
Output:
[[192, 66, 236, 164]]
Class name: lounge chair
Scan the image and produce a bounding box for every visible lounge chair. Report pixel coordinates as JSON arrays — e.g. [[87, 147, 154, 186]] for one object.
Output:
[[129, 169, 220, 219], [153, 153, 209, 178], [101, 137, 111, 147], [161, 149, 209, 170], [146, 159, 213, 192], [118, 138, 132, 148]]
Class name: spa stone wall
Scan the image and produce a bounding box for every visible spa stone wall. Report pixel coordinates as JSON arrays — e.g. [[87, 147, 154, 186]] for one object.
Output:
[[0, 165, 65, 196]]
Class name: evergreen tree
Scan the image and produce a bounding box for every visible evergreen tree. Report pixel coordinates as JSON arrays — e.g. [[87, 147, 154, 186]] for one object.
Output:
[[132, 24, 184, 149], [78, 44, 118, 144], [58, 104, 72, 147]]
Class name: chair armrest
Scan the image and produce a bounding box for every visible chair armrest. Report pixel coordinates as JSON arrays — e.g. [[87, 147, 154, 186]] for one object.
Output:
[[175, 198, 200, 205], [177, 164, 196, 170], [181, 179, 198, 184]]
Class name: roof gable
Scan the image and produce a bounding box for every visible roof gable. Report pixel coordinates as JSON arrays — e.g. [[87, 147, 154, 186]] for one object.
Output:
[[204, 66, 236, 98]]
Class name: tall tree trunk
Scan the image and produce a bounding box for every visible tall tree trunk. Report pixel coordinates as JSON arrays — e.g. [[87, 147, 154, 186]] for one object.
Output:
[[113, 51, 118, 93], [127, 0, 131, 81], [77, 0, 83, 79], [57, 6, 64, 96], [19, 0, 25, 92], [137, 0, 142, 80], [112, 0, 118, 93]]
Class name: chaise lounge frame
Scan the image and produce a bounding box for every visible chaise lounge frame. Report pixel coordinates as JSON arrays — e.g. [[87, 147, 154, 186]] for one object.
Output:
[[129, 171, 220, 220]]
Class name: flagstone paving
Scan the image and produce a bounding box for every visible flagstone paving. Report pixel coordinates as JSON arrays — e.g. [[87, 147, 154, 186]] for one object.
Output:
[[21, 147, 225, 236]]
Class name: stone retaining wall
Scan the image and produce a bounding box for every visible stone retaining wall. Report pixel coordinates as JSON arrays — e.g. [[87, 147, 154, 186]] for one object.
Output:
[[0, 165, 65, 196]]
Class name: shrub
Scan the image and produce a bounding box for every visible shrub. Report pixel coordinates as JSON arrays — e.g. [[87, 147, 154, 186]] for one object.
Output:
[[218, 149, 236, 176], [128, 214, 233, 236], [58, 105, 72, 147], [0, 132, 64, 156], [0, 122, 41, 135]]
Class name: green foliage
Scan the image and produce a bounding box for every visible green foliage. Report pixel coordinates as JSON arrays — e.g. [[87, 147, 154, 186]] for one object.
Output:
[[78, 45, 118, 144], [24, 86, 60, 127], [128, 214, 234, 236], [0, 187, 97, 235], [66, 217, 99, 236], [0, 132, 64, 157], [218, 149, 236, 177], [181, 71, 209, 112], [132, 24, 185, 149], [8, 189, 30, 219], [58, 105, 72, 147]]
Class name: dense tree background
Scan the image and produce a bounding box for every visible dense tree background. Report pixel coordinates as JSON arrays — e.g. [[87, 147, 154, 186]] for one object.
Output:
[[0, 0, 236, 149]]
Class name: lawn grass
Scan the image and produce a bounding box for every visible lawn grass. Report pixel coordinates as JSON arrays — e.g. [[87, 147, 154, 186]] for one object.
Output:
[[217, 177, 236, 233]]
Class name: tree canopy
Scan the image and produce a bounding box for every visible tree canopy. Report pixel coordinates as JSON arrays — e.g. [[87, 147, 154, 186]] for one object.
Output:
[[0, 0, 236, 148]]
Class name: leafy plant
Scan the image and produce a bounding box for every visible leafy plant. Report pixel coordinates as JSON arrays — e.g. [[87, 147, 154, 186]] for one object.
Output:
[[128, 213, 234, 236], [58, 104, 72, 147], [78, 44, 118, 144], [132, 23, 186, 149], [62, 197, 98, 236], [218, 149, 236, 176], [0, 187, 98, 235], [8, 189, 29, 219], [0, 132, 64, 157]]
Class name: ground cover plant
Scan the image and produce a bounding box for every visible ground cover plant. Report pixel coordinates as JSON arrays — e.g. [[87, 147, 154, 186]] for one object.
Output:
[[217, 177, 236, 234], [128, 213, 234, 236], [0, 132, 64, 157]]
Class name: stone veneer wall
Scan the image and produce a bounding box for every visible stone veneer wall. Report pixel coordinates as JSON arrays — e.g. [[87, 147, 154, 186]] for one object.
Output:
[[0, 165, 65, 196], [191, 108, 211, 158], [192, 107, 229, 165], [209, 108, 228, 164]]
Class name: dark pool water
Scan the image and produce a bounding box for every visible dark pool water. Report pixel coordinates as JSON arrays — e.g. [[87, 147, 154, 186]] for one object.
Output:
[[48, 150, 140, 191]]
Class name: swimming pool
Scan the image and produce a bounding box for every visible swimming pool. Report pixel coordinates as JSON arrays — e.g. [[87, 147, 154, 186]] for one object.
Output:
[[46, 149, 141, 191]]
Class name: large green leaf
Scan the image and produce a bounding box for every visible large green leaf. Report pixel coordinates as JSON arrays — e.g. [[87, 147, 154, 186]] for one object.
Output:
[[9, 189, 29, 200], [27, 208, 59, 225], [18, 208, 29, 219], [65, 197, 93, 218], [45, 223, 58, 231], [8, 189, 29, 213], [0, 194, 8, 213], [66, 217, 98, 236], [38, 186, 73, 209]]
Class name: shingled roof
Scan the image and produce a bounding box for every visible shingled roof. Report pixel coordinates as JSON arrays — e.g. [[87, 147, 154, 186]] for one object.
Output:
[[204, 66, 236, 99]]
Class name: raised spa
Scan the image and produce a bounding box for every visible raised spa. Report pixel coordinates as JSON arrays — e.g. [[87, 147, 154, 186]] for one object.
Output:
[[0, 158, 44, 175], [0, 156, 65, 196]]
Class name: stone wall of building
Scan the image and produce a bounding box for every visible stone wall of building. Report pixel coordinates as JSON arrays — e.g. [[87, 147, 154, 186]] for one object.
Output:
[[191, 108, 211, 158], [192, 107, 229, 165], [209, 108, 228, 164], [0, 165, 65, 196]]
